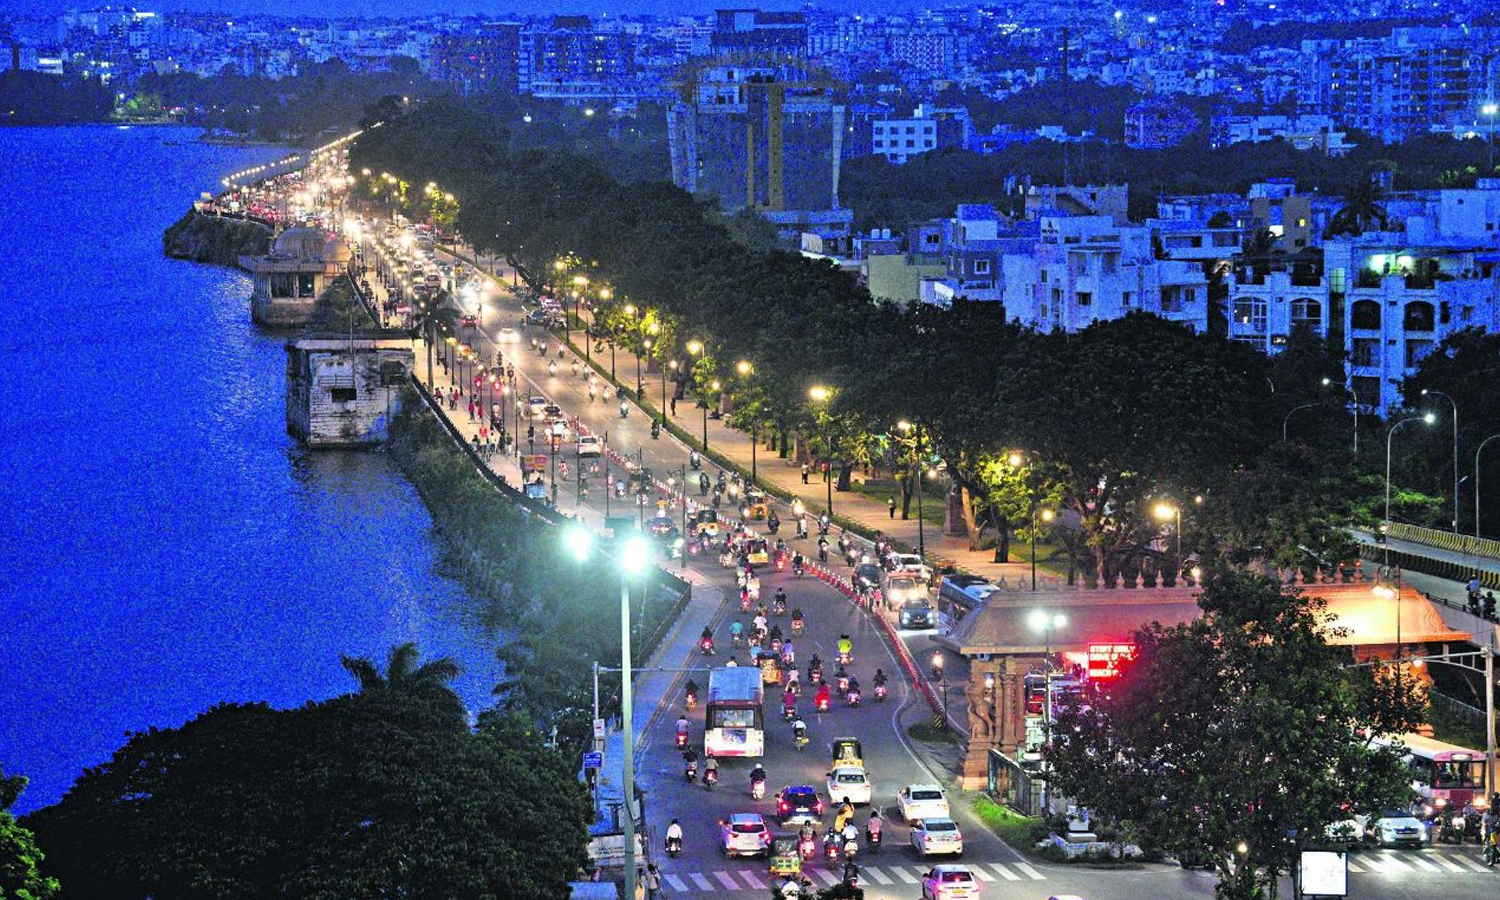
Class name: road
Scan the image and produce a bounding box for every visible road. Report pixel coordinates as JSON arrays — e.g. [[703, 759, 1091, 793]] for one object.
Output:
[[358, 218, 1500, 900]]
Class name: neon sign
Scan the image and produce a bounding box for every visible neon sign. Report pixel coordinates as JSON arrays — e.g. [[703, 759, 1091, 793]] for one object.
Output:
[[1087, 643, 1137, 680]]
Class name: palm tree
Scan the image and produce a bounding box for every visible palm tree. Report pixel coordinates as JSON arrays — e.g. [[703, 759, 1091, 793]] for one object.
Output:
[[1325, 180, 1389, 238], [340, 641, 461, 701]]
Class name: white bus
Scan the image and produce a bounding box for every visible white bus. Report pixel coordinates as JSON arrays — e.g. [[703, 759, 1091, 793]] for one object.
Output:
[[705, 666, 765, 758]]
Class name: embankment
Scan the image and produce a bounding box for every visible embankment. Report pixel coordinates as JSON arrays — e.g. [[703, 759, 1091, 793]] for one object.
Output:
[[162, 208, 271, 265]]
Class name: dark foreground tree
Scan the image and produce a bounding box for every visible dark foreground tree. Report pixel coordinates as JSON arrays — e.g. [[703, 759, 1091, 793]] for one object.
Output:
[[25, 647, 589, 900], [1, 766, 57, 900], [1048, 572, 1422, 900]]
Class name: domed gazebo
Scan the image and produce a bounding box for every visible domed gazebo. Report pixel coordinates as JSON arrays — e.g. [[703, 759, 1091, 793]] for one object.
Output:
[[241, 225, 348, 326]]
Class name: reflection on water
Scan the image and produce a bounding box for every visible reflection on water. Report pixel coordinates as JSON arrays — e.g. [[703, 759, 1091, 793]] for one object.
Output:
[[0, 125, 500, 812]]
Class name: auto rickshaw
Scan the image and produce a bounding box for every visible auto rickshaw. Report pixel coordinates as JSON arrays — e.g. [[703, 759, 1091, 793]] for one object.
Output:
[[746, 538, 770, 566], [626, 467, 653, 496], [742, 487, 770, 520], [768, 835, 802, 877], [759, 653, 783, 685], [831, 737, 864, 769], [691, 509, 721, 538]]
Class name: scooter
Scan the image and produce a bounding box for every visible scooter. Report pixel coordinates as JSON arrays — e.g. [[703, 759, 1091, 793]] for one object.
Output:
[[686, 689, 698, 710], [684, 759, 698, 782], [791, 617, 805, 636], [846, 689, 862, 708], [751, 777, 766, 801], [873, 683, 887, 703], [704, 767, 719, 790], [666, 836, 683, 858], [675, 729, 688, 749], [793, 728, 809, 750], [866, 829, 882, 854], [798, 833, 817, 860], [843, 837, 859, 862], [700, 637, 715, 656], [619, 401, 629, 418], [783, 704, 797, 722]]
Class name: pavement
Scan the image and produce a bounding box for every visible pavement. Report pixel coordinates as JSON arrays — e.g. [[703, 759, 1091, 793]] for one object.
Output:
[[345, 219, 1500, 900]]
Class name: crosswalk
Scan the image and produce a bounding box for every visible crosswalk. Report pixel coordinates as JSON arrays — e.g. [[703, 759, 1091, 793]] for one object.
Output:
[[660, 860, 1047, 893], [1347, 848, 1494, 875]]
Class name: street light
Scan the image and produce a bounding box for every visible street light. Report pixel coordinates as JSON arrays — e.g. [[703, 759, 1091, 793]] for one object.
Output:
[[1153, 501, 1181, 582], [930, 651, 948, 730], [1484, 102, 1498, 173], [897, 420, 928, 557], [1421, 389, 1460, 532], [1034, 509, 1055, 590], [736, 361, 756, 481], [1028, 609, 1067, 812], [809, 385, 833, 516], [1322, 376, 1361, 455], [1281, 401, 1323, 443], [565, 527, 653, 900], [1384, 412, 1437, 567]]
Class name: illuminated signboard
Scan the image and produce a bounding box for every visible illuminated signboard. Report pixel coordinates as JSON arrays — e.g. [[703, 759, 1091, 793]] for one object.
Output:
[[1087, 643, 1137, 680]]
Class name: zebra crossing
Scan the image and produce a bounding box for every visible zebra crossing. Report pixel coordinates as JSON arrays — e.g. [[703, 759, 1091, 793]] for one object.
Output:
[[1347, 848, 1494, 875], [659, 860, 1047, 893]]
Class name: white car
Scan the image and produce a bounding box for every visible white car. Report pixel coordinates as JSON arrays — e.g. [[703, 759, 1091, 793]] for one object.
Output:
[[911, 817, 964, 857], [892, 553, 933, 582], [1372, 810, 1428, 848], [498, 327, 517, 341], [921, 864, 980, 900], [578, 435, 602, 458], [897, 784, 951, 822], [720, 812, 772, 858], [826, 766, 872, 806], [527, 396, 547, 416]]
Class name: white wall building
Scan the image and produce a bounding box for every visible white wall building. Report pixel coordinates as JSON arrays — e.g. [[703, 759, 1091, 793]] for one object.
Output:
[[872, 117, 937, 164]]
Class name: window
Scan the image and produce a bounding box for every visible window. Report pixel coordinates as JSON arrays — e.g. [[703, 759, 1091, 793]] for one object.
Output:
[[1351, 337, 1378, 366], [1291, 297, 1322, 327], [1233, 297, 1268, 331], [1350, 299, 1381, 330], [1330, 267, 1347, 293], [1123, 290, 1134, 307], [1405, 339, 1434, 368], [973, 259, 991, 275], [330, 387, 357, 403], [1403, 301, 1435, 331], [1076, 291, 1092, 306], [269, 273, 295, 299], [297, 273, 316, 297]]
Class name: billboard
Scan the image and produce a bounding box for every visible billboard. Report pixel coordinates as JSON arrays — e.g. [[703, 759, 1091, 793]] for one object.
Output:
[[1087, 643, 1137, 680], [1299, 850, 1348, 897]]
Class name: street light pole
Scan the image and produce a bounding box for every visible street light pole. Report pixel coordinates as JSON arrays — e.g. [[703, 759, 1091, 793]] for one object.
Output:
[[1281, 401, 1323, 443], [1384, 413, 1436, 566], [1478, 434, 1500, 540], [1422, 389, 1460, 532], [1028, 609, 1067, 813], [930, 652, 948, 730]]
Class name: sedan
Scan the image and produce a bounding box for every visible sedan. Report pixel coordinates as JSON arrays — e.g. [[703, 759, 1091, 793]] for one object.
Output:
[[897, 784, 950, 822], [775, 786, 824, 825], [527, 396, 548, 416], [720, 813, 772, 858], [1372, 810, 1427, 848], [853, 563, 883, 593], [911, 817, 964, 857], [921, 864, 979, 900], [577, 435, 602, 458], [826, 766, 872, 806]]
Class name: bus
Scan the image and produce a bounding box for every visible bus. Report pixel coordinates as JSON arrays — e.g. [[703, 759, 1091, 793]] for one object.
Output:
[[1381, 733, 1486, 809], [705, 666, 765, 758], [936, 574, 999, 633]]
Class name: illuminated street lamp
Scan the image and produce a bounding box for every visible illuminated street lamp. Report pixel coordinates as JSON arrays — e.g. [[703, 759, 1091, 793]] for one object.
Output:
[[1153, 501, 1181, 582], [808, 385, 833, 515], [565, 528, 654, 900], [1028, 609, 1068, 812], [930, 651, 948, 729]]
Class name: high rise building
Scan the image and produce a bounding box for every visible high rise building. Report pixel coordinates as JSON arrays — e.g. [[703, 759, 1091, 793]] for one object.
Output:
[[431, 23, 521, 95], [709, 9, 806, 58], [519, 16, 635, 93]]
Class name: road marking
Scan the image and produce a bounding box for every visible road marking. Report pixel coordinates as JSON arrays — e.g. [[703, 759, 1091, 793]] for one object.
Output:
[[738, 870, 765, 889], [1345, 859, 1365, 873], [970, 866, 994, 882], [864, 866, 893, 884], [713, 871, 740, 890], [889, 865, 921, 883], [1013, 862, 1045, 880], [988, 863, 1022, 881], [690, 873, 714, 890], [664, 874, 689, 891], [1452, 853, 1491, 872], [1431, 854, 1467, 872], [1407, 854, 1441, 871], [1373, 853, 1412, 871], [809, 868, 841, 886]]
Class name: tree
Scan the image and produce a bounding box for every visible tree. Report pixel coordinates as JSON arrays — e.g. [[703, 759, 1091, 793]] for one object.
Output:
[[1048, 572, 1422, 900], [26, 654, 590, 900], [0, 767, 58, 900], [1325, 180, 1388, 238], [340, 640, 465, 724]]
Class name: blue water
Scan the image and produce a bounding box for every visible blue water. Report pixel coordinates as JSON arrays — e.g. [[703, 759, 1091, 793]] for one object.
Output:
[[0, 125, 502, 813]]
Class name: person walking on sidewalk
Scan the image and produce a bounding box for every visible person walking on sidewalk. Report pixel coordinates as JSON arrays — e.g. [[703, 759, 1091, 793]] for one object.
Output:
[[643, 863, 662, 899], [887, 497, 896, 519], [801, 463, 810, 484], [670, 396, 678, 416]]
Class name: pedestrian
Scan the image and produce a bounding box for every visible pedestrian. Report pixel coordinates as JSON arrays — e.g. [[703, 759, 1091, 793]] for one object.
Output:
[[801, 463, 810, 484], [644, 863, 662, 899], [634, 869, 646, 900], [670, 396, 677, 416], [887, 497, 896, 519], [1486, 591, 1497, 621]]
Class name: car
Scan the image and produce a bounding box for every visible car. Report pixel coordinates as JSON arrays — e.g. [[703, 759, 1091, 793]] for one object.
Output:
[[720, 813, 772, 858], [527, 396, 548, 416], [921, 864, 979, 900], [893, 554, 933, 583], [853, 563, 883, 593], [578, 435, 602, 458], [543, 404, 563, 420], [884, 573, 923, 606], [775, 786, 824, 825], [1372, 809, 1428, 848], [1325, 814, 1370, 851], [646, 516, 678, 538], [826, 766, 872, 806], [897, 785, 950, 822], [498, 327, 517, 341], [911, 817, 964, 857], [898, 598, 935, 629]]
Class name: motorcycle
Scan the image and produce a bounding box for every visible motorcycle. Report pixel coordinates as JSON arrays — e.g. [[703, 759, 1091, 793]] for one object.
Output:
[[666, 836, 683, 858], [836, 674, 850, 694], [791, 617, 805, 636], [741, 594, 753, 613], [700, 637, 715, 656], [793, 727, 809, 750], [866, 829, 882, 854], [686, 690, 698, 710], [823, 834, 841, 861], [690, 452, 702, 470], [808, 663, 822, 684], [1486, 839, 1500, 867], [772, 598, 788, 616], [798, 834, 817, 860], [751, 777, 767, 801], [793, 563, 805, 579], [675, 730, 688, 749], [732, 631, 744, 648], [846, 689, 862, 708], [619, 401, 629, 418], [685, 759, 698, 782], [843, 837, 859, 862], [837, 650, 852, 667], [815, 694, 830, 713], [783, 704, 797, 722], [704, 767, 719, 790], [873, 683, 887, 703], [818, 517, 831, 536]]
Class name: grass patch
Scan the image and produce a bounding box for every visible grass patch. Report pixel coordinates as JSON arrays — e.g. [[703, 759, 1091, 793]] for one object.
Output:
[[848, 479, 946, 528], [1428, 699, 1486, 750], [907, 720, 961, 744], [971, 794, 1046, 852]]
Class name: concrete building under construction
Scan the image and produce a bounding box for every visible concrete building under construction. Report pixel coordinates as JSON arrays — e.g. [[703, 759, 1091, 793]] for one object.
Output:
[[667, 61, 850, 239]]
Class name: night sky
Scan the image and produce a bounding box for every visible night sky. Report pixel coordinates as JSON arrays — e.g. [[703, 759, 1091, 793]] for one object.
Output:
[[11, 0, 849, 17]]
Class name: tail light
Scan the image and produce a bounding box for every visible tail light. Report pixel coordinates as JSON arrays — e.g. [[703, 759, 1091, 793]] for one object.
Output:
[[779, 802, 789, 813], [815, 799, 824, 814]]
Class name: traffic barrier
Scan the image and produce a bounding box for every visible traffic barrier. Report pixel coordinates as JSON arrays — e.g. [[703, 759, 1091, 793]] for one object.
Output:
[[1388, 523, 1500, 561]]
